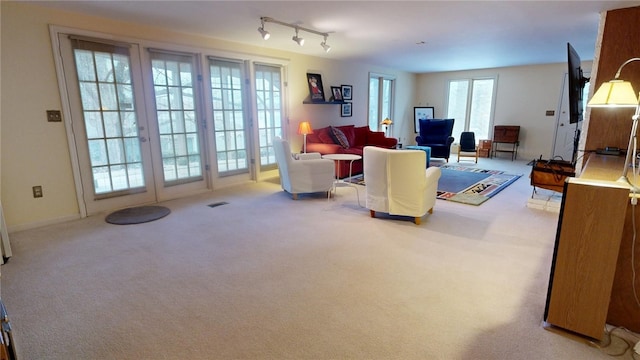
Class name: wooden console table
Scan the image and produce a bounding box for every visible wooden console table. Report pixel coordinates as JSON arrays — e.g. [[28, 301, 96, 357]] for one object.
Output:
[[492, 125, 520, 160], [544, 154, 640, 340]]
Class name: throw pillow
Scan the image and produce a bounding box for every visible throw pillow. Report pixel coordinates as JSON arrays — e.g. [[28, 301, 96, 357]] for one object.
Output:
[[336, 125, 356, 146], [329, 126, 350, 149]]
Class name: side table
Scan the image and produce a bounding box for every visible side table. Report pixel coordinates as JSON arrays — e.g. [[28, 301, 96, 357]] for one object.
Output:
[[321, 154, 362, 206]]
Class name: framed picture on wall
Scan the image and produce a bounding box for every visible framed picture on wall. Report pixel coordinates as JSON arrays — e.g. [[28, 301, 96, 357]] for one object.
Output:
[[414, 106, 434, 133], [331, 86, 343, 101], [341, 102, 352, 117], [306, 73, 325, 102], [341, 85, 352, 100]]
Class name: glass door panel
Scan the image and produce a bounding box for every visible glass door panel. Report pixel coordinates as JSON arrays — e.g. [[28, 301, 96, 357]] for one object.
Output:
[[209, 58, 249, 176], [150, 51, 204, 186], [60, 34, 156, 215], [255, 64, 283, 170]]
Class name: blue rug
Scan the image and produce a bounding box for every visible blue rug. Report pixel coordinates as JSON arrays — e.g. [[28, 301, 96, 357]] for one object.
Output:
[[436, 165, 521, 205]]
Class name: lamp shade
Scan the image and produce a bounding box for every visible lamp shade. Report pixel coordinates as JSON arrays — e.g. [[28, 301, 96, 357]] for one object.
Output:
[[588, 80, 639, 107], [381, 118, 393, 125], [298, 121, 313, 135]]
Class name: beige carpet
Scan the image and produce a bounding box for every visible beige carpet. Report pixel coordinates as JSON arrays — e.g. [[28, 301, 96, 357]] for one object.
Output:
[[1, 158, 638, 359]]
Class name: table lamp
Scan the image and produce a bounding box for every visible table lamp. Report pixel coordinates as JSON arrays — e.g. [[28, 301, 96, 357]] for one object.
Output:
[[587, 57, 640, 189], [298, 121, 313, 153], [380, 118, 393, 136]]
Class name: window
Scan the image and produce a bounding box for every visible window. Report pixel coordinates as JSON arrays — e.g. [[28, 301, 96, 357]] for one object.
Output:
[[446, 77, 496, 143], [368, 73, 395, 131]]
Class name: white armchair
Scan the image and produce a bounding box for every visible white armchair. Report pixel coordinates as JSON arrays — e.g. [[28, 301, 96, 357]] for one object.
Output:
[[272, 137, 335, 200], [363, 146, 441, 224]]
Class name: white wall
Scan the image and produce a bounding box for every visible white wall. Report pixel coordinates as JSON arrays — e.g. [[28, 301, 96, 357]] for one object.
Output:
[[415, 62, 591, 161], [0, 2, 415, 230]]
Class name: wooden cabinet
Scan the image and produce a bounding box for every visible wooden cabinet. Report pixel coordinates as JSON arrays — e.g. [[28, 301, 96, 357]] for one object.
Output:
[[492, 126, 520, 160], [544, 177, 630, 340]]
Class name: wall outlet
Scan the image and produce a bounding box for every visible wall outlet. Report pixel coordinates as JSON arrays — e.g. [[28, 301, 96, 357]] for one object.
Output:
[[32, 186, 43, 198]]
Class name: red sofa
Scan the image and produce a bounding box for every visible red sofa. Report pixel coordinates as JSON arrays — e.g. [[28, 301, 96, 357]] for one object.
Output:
[[305, 125, 398, 178]]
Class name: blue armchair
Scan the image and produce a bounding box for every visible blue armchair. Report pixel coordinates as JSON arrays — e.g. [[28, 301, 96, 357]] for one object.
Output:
[[415, 119, 455, 161]]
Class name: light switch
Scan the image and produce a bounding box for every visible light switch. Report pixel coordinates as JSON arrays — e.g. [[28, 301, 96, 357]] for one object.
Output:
[[47, 110, 62, 122]]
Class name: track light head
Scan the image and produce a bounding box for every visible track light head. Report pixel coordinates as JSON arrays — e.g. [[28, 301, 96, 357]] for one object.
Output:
[[321, 36, 331, 53], [258, 26, 270, 40], [258, 19, 270, 40], [292, 28, 304, 46]]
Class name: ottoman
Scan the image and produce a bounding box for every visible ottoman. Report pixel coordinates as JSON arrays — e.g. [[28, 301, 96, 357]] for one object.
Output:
[[404, 145, 431, 168]]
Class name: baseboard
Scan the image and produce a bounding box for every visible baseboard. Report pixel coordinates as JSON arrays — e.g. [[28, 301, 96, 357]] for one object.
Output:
[[7, 213, 80, 233]]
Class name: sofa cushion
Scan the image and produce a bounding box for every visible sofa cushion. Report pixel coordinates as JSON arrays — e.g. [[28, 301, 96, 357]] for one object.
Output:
[[353, 126, 369, 147], [330, 126, 350, 149], [306, 131, 321, 143], [316, 126, 334, 144]]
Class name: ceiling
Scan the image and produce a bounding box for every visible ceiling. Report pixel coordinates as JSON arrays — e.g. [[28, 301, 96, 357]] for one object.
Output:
[[29, 0, 640, 73]]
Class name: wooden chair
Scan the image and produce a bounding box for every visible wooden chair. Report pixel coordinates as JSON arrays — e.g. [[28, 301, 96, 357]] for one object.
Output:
[[457, 131, 478, 163]]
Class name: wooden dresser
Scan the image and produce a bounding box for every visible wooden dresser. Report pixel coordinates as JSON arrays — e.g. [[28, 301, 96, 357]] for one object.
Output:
[[545, 154, 640, 340]]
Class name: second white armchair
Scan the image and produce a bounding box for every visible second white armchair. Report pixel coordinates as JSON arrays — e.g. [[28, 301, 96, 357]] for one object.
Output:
[[363, 146, 441, 224]]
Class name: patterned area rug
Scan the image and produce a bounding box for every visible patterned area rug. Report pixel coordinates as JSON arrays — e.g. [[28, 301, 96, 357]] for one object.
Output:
[[437, 165, 521, 205]]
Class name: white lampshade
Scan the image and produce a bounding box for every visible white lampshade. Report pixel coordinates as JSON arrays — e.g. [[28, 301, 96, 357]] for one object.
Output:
[[588, 80, 639, 107]]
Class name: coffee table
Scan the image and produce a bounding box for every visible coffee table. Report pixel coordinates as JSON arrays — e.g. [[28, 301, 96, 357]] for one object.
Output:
[[322, 154, 362, 205]]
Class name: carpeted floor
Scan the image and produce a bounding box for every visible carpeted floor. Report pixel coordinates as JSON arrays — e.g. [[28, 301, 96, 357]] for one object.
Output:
[[2, 157, 638, 359]]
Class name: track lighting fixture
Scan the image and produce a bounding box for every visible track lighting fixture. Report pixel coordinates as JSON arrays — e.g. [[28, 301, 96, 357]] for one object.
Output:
[[257, 18, 270, 40], [259, 16, 332, 52], [292, 28, 305, 46]]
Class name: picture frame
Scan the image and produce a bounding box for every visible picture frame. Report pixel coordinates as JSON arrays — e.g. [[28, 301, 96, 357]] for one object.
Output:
[[341, 102, 352, 117], [330, 86, 343, 101], [341, 84, 352, 100], [414, 106, 435, 133], [306, 73, 325, 102]]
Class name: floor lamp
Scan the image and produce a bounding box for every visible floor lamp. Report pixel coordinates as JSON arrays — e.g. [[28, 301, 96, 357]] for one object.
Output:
[[380, 118, 393, 137], [298, 121, 313, 153], [587, 57, 640, 190]]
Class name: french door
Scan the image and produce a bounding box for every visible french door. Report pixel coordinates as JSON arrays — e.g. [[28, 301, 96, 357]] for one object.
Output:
[[58, 34, 208, 215], [59, 35, 157, 215]]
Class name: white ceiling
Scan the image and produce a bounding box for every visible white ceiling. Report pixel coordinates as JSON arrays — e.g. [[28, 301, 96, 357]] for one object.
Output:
[[30, 0, 640, 73]]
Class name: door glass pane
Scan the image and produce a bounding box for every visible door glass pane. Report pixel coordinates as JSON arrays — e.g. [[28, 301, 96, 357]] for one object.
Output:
[[72, 45, 144, 195], [368, 77, 379, 129], [368, 75, 394, 131], [446, 78, 495, 142], [255, 64, 283, 168], [210, 59, 248, 174], [381, 79, 392, 121], [447, 80, 469, 141], [469, 79, 494, 141], [150, 52, 203, 184]]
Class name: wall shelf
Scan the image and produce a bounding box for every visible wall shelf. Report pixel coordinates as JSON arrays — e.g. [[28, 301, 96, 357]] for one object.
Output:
[[303, 100, 345, 105], [302, 96, 345, 105]]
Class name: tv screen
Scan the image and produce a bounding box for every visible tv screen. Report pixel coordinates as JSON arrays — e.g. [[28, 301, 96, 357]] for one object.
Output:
[[567, 43, 589, 124]]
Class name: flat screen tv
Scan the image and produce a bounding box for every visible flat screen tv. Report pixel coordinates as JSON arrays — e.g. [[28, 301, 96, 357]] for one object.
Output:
[[567, 43, 589, 124]]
